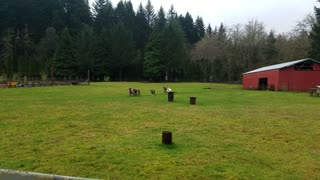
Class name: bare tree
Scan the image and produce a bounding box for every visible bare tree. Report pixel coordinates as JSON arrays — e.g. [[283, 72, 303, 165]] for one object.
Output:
[[243, 20, 267, 70], [294, 13, 316, 36]]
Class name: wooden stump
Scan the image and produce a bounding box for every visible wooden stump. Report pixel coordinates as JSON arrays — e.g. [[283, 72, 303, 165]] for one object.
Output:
[[162, 131, 172, 144], [190, 97, 196, 105], [168, 92, 174, 102]]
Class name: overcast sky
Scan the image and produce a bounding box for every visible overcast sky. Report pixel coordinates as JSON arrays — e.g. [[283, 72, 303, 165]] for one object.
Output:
[[89, 0, 317, 33]]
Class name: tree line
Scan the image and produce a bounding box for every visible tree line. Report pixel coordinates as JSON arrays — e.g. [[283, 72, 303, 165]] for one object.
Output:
[[0, 0, 319, 82]]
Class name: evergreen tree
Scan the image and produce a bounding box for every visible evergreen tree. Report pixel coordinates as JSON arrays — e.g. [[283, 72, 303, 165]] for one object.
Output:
[[206, 24, 213, 37], [114, 1, 126, 24], [144, 17, 188, 82], [133, 3, 149, 79], [109, 23, 135, 81], [21, 26, 35, 80], [310, 1, 320, 60], [60, 0, 92, 33], [218, 23, 227, 42], [54, 28, 77, 79], [93, 0, 114, 32], [195, 16, 205, 42], [114, 1, 136, 41], [135, 3, 149, 50], [145, 0, 155, 28], [144, 31, 165, 81], [144, 6, 167, 81], [13, 30, 22, 75], [168, 5, 177, 20], [213, 26, 218, 36], [264, 30, 278, 64], [1, 29, 14, 80], [37, 27, 58, 76], [162, 20, 188, 81], [93, 28, 112, 80], [75, 24, 96, 79], [0, 0, 66, 41], [180, 12, 197, 45], [215, 23, 228, 82], [155, 7, 167, 30]]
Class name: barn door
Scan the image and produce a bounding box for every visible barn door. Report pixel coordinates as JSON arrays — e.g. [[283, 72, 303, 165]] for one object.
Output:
[[258, 78, 268, 90]]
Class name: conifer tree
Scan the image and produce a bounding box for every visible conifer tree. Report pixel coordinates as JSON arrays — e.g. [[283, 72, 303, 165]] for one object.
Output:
[[143, 6, 167, 81], [54, 28, 77, 79], [145, 0, 155, 28], [264, 30, 278, 64], [180, 12, 196, 45], [75, 24, 96, 79], [144, 29, 165, 81], [135, 3, 149, 50], [195, 16, 205, 42], [310, 1, 320, 60], [22, 26, 35, 80], [109, 23, 135, 81], [37, 27, 58, 77], [168, 5, 177, 20], [60, 0, 92, 33], [93, 0, 114, 32], [162, 19, 188, 81], [1, 29, 14, 80], [206, 24, 213, 37], [155, 7, 167, 30]]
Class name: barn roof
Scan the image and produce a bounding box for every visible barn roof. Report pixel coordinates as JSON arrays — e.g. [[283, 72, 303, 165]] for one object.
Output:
[[243, 58, 320, 75]]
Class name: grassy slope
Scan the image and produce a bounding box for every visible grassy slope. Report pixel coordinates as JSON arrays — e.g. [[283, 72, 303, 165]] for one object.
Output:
[[0, 83, 319, 179]]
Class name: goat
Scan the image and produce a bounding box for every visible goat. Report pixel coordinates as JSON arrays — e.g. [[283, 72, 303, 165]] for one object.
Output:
[[128, 88, 140, 96]]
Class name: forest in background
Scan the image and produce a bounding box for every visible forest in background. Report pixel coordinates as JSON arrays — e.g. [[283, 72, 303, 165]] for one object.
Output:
[[0, 0, 319, 82]]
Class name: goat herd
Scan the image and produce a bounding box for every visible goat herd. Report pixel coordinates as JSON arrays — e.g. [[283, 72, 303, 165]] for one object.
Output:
[[128, 87, 172, 96]]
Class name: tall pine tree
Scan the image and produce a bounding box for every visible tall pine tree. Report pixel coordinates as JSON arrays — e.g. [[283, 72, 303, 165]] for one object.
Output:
[[21, 26, 35, 80], [310, 1, 320, 60], [93, 0, 114, 32], [145, 0, 155, 28], [109, 23, 135, 81], [154, 7, 166, 30], [206, 24, 213, 37], [179, 12, 197, 45], [162, 19, 188, 81], [37, 27, 58, 78], [195, 16, 205, 42], [1, 29, 14, 80], [54, 28, 77, 79]]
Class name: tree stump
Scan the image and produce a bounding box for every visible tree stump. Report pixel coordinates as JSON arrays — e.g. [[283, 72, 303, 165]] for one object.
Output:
[[168, 92, 174, 102], [190, 97, 196, 105], [162, 131, 172, 144]]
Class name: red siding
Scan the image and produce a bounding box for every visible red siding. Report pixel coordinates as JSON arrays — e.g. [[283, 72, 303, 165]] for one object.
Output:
[[279, 65, 320, 91], [242, 70, 280, 90], [314, 63, 320, 71]]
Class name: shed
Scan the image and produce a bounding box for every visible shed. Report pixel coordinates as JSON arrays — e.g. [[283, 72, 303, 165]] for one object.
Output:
[[242, 58, 320, 91]]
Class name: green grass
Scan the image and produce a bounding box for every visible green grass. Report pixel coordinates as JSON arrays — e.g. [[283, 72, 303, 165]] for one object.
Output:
[[0, 82, 319, 179]]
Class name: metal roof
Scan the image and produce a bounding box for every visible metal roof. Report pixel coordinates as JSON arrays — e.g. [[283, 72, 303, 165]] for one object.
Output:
[[243, 58, 320, 75]]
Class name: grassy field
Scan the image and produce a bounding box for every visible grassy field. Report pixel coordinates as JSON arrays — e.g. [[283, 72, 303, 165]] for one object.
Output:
[[0, 82, 319, 179]]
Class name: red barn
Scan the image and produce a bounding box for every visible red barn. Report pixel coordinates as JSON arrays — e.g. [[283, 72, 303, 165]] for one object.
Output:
[[242, 58, 320, 91]]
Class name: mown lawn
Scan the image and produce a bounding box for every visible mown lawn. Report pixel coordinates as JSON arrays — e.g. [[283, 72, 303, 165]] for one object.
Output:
[[0, 82, 319, 179]]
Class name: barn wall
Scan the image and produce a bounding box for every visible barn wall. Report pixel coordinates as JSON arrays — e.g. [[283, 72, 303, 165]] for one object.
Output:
[[279, 66, 320, 91], [314, 63, 320, 71], [242, 70, 280, 90]]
